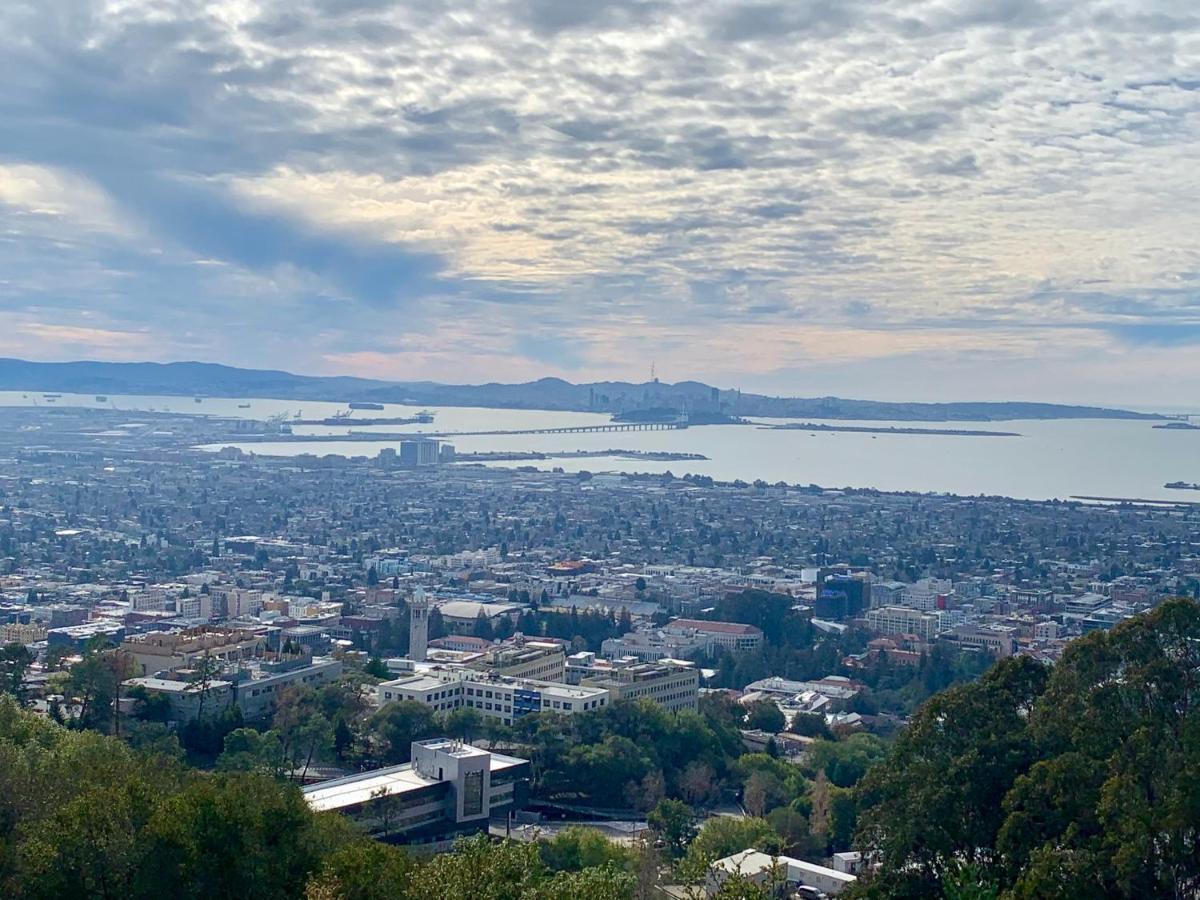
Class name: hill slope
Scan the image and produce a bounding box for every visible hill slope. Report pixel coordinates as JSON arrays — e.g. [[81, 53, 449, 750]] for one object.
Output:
[[0, 358, 1159, 422]]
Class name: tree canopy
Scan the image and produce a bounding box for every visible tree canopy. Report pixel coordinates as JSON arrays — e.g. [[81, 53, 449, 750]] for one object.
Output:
[[853, 598, 1200, 899]]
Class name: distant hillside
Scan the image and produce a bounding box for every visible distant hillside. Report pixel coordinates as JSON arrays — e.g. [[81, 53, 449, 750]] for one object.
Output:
[[0, 358, 1161, 422]]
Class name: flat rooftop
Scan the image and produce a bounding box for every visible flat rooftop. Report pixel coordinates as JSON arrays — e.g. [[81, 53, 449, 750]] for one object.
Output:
[[302, 750, 527, 813]]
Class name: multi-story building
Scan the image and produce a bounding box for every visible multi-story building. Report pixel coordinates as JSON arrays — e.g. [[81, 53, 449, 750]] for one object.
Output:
[[397, 440, 441, 467], [122, 627, 265, 677], [377, 669, 610, 726], [900, 578, 952, 612], [945, 624, 1017, 657], [866, 606, 946, 641], [601, 628, 709, 662], [467, 641, 565, 682], [1032, 619, 1060, 641], [664, 618, 764, 653], [1, 622, 47, 644], [579, 659, 700, 712], [124, 655, 343, 721], [302, 739, 530, 846]]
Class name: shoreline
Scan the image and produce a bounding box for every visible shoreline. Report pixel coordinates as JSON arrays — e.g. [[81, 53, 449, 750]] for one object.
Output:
[[763, 422, 1020, 437]]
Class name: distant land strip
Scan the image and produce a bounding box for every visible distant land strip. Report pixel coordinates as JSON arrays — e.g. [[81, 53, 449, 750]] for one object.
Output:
[[0, 358, 1163, 423], [763, 422, 1021, 437]]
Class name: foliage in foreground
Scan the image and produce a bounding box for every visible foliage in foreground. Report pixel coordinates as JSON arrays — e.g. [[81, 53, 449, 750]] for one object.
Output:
[[0, 696, 637, 900], [852, 598, 1200, 900]]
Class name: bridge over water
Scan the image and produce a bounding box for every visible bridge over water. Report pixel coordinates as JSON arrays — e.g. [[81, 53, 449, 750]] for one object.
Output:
[[430, 421, 688, 437], [222, 420, 688, 444]]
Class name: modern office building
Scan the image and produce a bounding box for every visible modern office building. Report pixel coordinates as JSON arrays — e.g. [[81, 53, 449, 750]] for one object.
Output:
[[302, 739, 530, 846], [467, 640, 566, 682], [866, 606, 946, 641], [397, 440, 441, 467], [579, 659, 700, 712], [124, 655, 343, 722], [377, 669, 610, 726]]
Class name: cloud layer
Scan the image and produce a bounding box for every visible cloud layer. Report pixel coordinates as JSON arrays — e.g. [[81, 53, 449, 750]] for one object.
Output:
[[1, 0, 1198, 403]]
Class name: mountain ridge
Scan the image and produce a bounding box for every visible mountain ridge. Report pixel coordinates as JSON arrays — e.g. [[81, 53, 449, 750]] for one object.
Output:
[[0, 358, 1162, 422]]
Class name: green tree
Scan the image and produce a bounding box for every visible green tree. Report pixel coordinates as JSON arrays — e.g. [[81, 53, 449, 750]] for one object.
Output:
[[367, 700, 438, 764], [647, 798, 696, 859], [682, 817, 781, 873], [442, 707, 483, 742], [540, 826, 633, 873], [0, 642, 34, 704], [743, 700, 785, 734]]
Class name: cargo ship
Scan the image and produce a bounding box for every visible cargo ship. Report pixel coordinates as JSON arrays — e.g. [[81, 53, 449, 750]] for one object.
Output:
[[348, 401, 385, 411]]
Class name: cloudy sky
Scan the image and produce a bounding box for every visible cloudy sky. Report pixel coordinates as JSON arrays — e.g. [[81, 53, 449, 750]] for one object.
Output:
[[1, 0, 1198, 404]]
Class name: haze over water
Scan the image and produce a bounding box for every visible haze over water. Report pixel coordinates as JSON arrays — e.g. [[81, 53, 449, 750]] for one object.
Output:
[[6, 392, 1197, 503]]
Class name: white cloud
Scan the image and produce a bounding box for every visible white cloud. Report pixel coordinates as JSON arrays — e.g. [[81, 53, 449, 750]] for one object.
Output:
[[0, 0, 1197, 401]]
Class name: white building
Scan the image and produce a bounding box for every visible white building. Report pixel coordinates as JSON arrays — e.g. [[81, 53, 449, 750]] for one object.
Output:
[[866, 606, 946, 641], [900, 578, 952, 612], [707, 849, 856, 896], [378, 669, 609, 727], [302, 739, 530, 846]]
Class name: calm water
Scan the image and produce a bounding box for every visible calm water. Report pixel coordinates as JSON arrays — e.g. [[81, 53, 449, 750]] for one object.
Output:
[[5, 391, 1198, 502]]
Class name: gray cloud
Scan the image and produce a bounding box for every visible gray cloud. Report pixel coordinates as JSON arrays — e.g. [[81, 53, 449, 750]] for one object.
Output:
[[0, 0, 1197, 397]]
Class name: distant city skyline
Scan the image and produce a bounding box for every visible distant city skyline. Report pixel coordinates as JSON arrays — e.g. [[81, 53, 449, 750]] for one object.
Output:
[[1, 1, 1198, 405]]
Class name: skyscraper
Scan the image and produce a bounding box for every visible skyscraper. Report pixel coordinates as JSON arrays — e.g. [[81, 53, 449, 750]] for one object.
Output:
[[409, 587, 429, 662]]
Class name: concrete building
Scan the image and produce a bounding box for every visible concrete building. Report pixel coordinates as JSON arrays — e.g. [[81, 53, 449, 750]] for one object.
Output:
[[122, 627, 265, 677], [946, 623, 1017, 657], [302, 739, 530, 846], [900, 578, 953, 612], [123, 675, 235, 721], [467, 641, 565, 682], [378, 669, 610, 726], [124, 655, 342, 722], [232, 656, 344, 720], [601, 628, 709, 662], [580, 659, 700, 712], [398, 440, 441, 468], [664, 618, 764, 653], [866, 606, 946, 641]]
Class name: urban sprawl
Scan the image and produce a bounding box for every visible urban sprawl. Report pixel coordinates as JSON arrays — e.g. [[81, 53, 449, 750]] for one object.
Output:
[[3, 405, 1198, 897]]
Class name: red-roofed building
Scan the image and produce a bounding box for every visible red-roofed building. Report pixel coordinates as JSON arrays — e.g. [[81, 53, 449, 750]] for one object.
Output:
[[665, 618, 764, 652]]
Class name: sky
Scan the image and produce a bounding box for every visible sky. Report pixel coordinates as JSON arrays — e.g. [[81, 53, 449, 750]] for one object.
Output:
[[0, 0, 1198, 406]]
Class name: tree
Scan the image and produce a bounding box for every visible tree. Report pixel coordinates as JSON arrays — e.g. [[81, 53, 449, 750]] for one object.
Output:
[[65, 645, 134, 734], [442, 707, 483, 742], [305, 840, 417, 900], [680, 761, 717, 806], [743, 700, 785, 734], [683, 817, 781, 873], [540, 826, 633, 872], [0, 643, 34, 704], [647, 799, 696, 859], [367, 701, 438, 765], [854, 602, 1200, 897], [473, 610, 496, 640], [855, 655, 1049, 892], [364, 656, 389, 679]]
